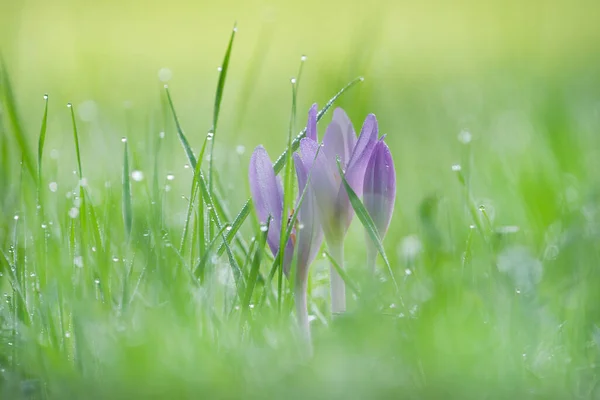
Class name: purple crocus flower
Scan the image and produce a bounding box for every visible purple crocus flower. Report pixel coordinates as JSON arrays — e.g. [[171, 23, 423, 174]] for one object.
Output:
[[363, 137, 396, 269], [299, 104, 378, 313], [249, 145, 323, 340]]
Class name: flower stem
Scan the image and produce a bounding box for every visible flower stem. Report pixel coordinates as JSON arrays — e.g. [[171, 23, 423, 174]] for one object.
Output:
[[329, 241, 346, 314], [366, 242, 378, 272], [294, 278, 311, 347]]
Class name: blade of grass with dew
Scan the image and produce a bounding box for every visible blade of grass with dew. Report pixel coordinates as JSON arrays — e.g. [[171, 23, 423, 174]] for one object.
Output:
[[0, 57, 36, 180], [165, 87, 242, 291], [122, 140, 133, 242], [37, 93, 49, 206], [336, 158, 399, 292], [208, 23, 236, 197], [217, 76, 364, 256], [179, 135, 209, 255], [193, 224, 230, 279], [277, 68, 302, 312], [242, 216, 270, 319]]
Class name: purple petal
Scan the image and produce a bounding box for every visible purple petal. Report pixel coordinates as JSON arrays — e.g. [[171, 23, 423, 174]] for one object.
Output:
[[322, 108, 356, 168], [299, 137, 343, 242], [305, 103, 318, 142], [363, 139, 396, 238], [249, 146, 284, 256], [293, 154, 324, 281], [344, 113, 378, 197]]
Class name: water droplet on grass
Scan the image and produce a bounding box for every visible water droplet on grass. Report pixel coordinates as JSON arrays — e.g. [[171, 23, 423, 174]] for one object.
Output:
[[236, 145, 245, 155], [159, 131, 165, 139], [166, 174, 175, 181], [300, 55, 307, 62], [226, 226, 232, 231], [68, 208, 79, 219], [121, 137, 127, 143], [66, 103, 72, 108], [79, 178, 88, 187], [451, 164, 462, 171], [165, 185, 171, 192], [112, 256, 119, 262], [131, 170, 144, 181], [74, 256, 83, 268], [405, 268, 412, 276], [41, 224, 47, 229], [260, 224, 268, 232], [207, 132, 214, 140], [184, 164, 190, 169], [217, 66, 223, 72], [290, 77, 297, 84], [91, 246, 96, 252], [13, 215, 19, 221], [49, 182, 58, 192], [65, 331, 71, 338], [158, 67, 173, 82], [458, 129, 472, 144]]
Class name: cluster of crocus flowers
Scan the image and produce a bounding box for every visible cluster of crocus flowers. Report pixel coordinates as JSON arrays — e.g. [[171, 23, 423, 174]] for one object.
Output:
[[248, 104, 396, 340]]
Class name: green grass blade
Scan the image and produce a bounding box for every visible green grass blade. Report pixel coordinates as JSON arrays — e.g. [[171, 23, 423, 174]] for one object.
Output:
[[164, 86, 197, 169], [37, 93, 49, 183], [208, 23, 237, 194], [323, 250, 360, 296], [336, 158, 399, 292], [0, 57, 36, 180], [216, 77, 364, 256], [67, 103, 83, 179], [242, 216, 270, 315], [122, 140, 133, 241]]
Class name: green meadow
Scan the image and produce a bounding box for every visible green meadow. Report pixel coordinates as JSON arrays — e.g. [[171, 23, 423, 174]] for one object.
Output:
[[1, 0, 600, 398]]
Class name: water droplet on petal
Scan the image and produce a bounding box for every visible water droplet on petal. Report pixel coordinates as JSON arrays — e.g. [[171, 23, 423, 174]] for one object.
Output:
[[260, 224, 268, 232]]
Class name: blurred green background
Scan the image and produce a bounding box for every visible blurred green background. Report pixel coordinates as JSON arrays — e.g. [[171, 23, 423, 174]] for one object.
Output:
[[2, 0, 600, 397]]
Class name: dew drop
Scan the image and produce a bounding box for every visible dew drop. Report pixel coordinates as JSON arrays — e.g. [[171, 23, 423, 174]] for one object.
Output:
[[121, 137, 127, 143], [165, 185, 172, 192], [451, 164, 462, 172], [164, 84, 169, 89], [207, 131, 214, 140], [260, 224, 268, 232], [43, 93, 48, 100], [158, 67, 173, 82], [217, 66, 223, 72], [13, 215, 19, 221], [66, 103, 72, 108], [236, 145, 246, 155], [166, 173, 175, 181], [359, 76, 365, 82], [48, 182, 58, 192], [184, 164, 190, 169], [91, 246, 96, 252], [297, 223, 305, 230], [226, 225, 232, 231], [458, 130, 472, 144], [516, 288, 521, 294], [68, 207, 79, 219], [405, 268, 412, 276], [290, 77, 297, 84], [65, 331, 71, 338], [79, 178, 88, 187], [41, 224, 47, 229], [300, 55, 307, 62], [159, 131, 165, 139], [73, 256, 83, 268], [131, 170, 144, 181], [94, 279, 100, 284], [112, 256, 119, 262]]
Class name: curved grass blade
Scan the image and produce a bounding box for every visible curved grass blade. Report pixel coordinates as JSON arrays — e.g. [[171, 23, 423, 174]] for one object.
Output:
[[68, 104, 83, 179], [336, 158, 399, 292], [164, 86, 196, 169], [193, 223, 229, 279], [217, 76, 364, 256], [208, 23, 237, 194]]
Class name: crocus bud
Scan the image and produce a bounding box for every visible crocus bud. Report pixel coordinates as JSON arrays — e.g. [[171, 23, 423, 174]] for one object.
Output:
[[363, 137, 396, 269]]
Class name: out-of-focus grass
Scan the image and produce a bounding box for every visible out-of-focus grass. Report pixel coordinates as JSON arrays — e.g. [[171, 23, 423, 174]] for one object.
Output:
[[1, 0, 600, 398]]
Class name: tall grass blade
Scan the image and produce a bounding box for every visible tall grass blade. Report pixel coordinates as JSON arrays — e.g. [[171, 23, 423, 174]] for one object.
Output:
[[122, 140, 133, 241]]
